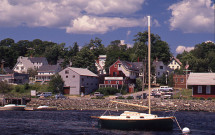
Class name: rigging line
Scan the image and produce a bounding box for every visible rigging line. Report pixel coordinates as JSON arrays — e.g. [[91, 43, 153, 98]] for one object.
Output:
[[174, 117, 182, 131]]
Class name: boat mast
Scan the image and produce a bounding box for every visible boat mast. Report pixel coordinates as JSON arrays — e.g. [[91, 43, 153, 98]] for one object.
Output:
[[147, 16, 151, 114]]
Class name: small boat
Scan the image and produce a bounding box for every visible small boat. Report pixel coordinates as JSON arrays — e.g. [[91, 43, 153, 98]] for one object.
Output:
[[98, 111, 174, 130], [36, 106, 57, 111], [0, 104, 26, 111]]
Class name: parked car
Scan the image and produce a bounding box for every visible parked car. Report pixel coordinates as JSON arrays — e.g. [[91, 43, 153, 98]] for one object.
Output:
[[37, 92, 52, 97], [115, 93, 124, 99], [159, 86, 173, 92], [94, 92, 104, 98], [55, 94, 66, 99]]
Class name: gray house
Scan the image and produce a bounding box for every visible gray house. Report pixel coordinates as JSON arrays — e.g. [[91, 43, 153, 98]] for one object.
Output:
[[59, 67, 98, 95]]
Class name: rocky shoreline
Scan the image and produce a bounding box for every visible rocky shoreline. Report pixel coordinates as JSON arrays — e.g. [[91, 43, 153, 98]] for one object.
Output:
[[26, 98, 215, 112]]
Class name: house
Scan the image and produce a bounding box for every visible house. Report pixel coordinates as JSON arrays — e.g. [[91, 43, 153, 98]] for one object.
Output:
[[153, 60, 173, 78], [168, 57, 182, 70], [95, 55, 107, 74], [0, 72, 29, 84], [35, 64, 62, 83], [173, 74, 187, 89], [99, 59, 143, 91], [13, 56, 48, 73], [59, 67, 98, 95], [187, 73, 215, 98]]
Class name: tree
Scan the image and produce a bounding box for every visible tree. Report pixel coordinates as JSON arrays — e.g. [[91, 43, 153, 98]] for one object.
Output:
[[177, 41, 215, 72], [0, 81, 12, 93], [0, 38, 15, 47], [27, 68, 38, 78], [48, 74, 64, 94], [133, 31, 172, 64], [105, 40, 129, 73], [72, 46, 97, 73]]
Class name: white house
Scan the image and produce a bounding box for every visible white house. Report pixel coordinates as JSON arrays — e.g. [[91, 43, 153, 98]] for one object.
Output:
[[95, 55, 107, 74], [35, 64, 62, 83], [13, 56, 48, 73], [168, 57, 182, 70], [59, 67, 98, 95]]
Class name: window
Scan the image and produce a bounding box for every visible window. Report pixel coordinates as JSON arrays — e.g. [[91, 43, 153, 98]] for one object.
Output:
[[198, 86, 202, 93], [108, 80, 111, 84], [160, 66, 163, 69], [175, 78, 178, 83], [206, 85, 211, 94], [158, 72, 160, 76], [73, 75, 75, 78], [65, 70, 69, 74], [180, 78, 184, 83], [114, 64, 117, 68], [66, 76, 68, 78], [116, 81, 119, 84], [113, 72, 117, 76], [118, 64, 121, 67]]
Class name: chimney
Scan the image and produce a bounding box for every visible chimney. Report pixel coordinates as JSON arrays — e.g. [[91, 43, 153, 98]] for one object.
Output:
[[137, 57, 139, 62]]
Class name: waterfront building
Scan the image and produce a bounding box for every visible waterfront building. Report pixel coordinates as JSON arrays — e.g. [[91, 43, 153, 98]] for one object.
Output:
[[59, 67, 98, 95], [187, 73, 215, 98]]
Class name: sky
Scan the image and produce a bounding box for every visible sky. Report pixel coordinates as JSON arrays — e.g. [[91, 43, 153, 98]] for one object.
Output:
[[0, 0, 214, 56]]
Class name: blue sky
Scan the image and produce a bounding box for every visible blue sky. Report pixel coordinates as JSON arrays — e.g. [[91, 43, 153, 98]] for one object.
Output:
[[0, 0, 214, 55]]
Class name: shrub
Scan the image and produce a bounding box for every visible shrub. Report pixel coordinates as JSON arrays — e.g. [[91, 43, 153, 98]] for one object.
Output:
[[96, 87, 119, 96], [126, 96, 134, 100], [200, 97, 205, 100], [207, 98, 212, 100], [117, 96, 125, 99]]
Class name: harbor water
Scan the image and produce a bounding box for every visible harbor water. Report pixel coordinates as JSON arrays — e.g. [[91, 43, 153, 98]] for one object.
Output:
[[0, 110, 214, 135]]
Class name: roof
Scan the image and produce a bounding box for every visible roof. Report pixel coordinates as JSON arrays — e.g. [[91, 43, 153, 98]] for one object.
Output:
[[68, 67, 98, 77], [170, 57, 182, 66], [38, 65, 60, 72], [187, 73, 215, 85], [120, 61, 143, 71], [28, 57, 47, 63]]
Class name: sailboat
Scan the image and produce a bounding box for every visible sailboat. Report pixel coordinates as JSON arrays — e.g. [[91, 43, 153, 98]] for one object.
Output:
[[95, 16, 175, 131]]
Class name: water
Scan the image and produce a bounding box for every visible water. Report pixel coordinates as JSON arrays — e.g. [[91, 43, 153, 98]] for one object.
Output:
[[0, 110, 214, 135]]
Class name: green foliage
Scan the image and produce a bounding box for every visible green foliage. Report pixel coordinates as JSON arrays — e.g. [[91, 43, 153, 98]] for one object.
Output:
[[48, 74, 64, 94], [126, 96, 134, 99], [0, 81, 13, 93], [135, 77, 143, 91], [72, 46, 97, 73], [27, 68, 38, 77], [96, 87, 119, 96], [177, 41, 215, 72], [173, 89, 193, 99]]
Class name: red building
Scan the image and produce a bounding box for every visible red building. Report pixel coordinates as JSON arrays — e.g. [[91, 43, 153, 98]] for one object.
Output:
[[99, 59, 143, 92], [187, 73, 215, 98], [173, 75, 187, 89]]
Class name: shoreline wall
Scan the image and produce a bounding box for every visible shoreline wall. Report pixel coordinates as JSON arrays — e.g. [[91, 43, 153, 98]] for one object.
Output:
[[27, 98, 215, 112]]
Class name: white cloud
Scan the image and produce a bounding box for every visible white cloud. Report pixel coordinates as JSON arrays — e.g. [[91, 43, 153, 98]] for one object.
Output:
[[66, 15, 148, 34], [126, 30, 131, 36], [168, 0, 215, 33], [176, 46, 194, 54], [85, 0, 145, 15], [0, 0, 161, 34]]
